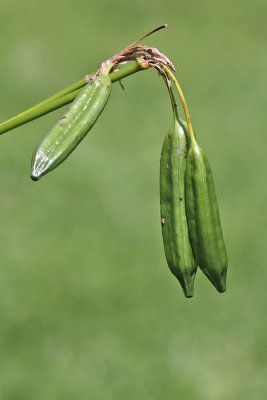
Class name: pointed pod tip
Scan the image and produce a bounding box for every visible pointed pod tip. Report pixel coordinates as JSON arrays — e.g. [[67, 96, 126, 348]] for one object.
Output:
[[31, 160, 48, 181], [184, 293, 194, 299], [201, 267, 227, 294], [182, 283, 195, 298], [31, 174, 40, 182], [217, 282, 227, 293], [215, 273, 227, 293]]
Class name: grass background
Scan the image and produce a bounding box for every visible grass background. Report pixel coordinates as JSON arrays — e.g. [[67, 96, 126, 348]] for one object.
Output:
[[0, 0, 266, 398]]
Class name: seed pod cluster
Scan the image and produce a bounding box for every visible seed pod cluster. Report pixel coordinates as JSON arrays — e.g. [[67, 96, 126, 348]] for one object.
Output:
[[28, 46, 227, 298], [160, 119, 228, 297]]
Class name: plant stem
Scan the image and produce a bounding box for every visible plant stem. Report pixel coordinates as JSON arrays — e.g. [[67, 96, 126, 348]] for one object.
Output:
[[162, 81, 178, 124], [168, 85, 179, 123], [162, 65, 196, 144], [0, 61, 143, 135]]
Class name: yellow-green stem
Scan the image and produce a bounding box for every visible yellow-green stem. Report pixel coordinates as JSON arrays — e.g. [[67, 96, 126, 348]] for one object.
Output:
[[162, 65, 196, 144]]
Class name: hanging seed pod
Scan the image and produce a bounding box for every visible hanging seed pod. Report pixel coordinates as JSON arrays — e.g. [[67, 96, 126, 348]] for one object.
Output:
[[185, 139, 228, 292], [160, 117, 197, 297]]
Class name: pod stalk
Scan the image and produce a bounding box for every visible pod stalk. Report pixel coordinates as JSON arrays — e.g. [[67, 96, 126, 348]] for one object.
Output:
[[162, 66, 196, 145]]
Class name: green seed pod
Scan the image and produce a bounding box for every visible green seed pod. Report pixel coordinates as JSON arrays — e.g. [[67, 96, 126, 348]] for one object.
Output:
[[31, 73, 111, 180], [160, 119, 197, 298], [185, 140, 228, 292]]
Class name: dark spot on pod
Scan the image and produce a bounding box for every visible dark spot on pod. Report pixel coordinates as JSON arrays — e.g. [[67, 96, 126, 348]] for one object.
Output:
[[60, 116, 66, 126], [179, 196, 183, 201]]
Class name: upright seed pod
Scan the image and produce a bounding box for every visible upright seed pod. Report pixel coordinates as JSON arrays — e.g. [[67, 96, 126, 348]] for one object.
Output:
[[31, 67, 112, 180], [160, 115, 197, 298], [185, 139, 228, 292]]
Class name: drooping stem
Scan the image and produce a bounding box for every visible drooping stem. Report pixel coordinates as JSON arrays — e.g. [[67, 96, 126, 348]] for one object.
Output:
[[162, 65, 196, 144], [161, 76, 179, 124], [0, 61, 143, 135], [168, 85, 179, 123]]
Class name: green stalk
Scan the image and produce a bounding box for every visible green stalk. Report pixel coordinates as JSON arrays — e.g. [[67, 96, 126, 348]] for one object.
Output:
[[167, 85, 179, 123], [0, 61, 143, 135], [162, 65, 196, 145]]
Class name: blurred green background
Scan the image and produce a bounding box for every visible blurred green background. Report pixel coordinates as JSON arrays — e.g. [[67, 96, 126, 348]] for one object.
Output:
[[0, 0, 266, 398]]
